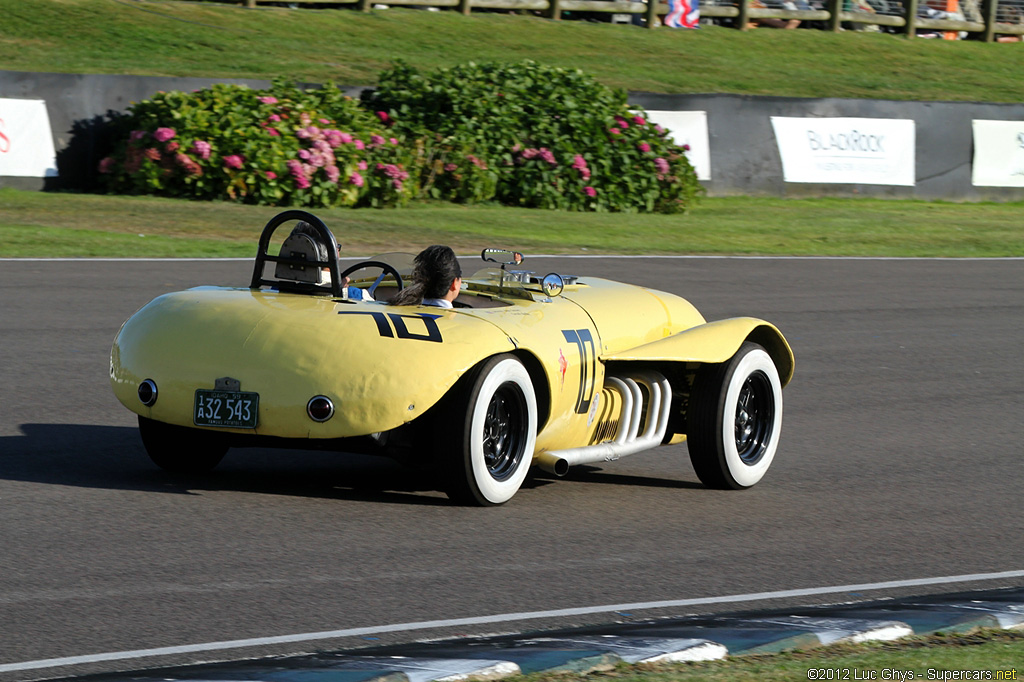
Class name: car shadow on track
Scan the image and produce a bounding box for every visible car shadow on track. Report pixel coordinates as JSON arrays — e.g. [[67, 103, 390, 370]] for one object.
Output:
[[532, 467, 705, 490], [1, 424, 700, 503], [0, 423, 465, 506]]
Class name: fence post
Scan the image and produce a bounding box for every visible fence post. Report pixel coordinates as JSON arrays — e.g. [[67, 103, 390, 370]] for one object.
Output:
[[458, 0, 474, 14], [245, 0, 255, 7], [904, 0, 919, 37], [549, 0, 563, 20], [981, 0, 998, 41], [826, 0, 842, 31], [645, 0, 658, 27], [737, 0, 750, 29]]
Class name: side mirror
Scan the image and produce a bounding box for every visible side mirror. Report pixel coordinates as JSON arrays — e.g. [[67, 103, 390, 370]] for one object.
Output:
[[541, 273, 564, 298], [481, 248, 524, 266]]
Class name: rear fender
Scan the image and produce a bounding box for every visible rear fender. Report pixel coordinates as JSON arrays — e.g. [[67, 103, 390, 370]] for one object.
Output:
[[511, 349, 551, 433], [110, 290, 519, 438]]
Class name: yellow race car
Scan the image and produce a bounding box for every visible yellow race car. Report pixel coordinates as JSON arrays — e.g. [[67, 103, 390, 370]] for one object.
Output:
[[111, 211, 794, 506]]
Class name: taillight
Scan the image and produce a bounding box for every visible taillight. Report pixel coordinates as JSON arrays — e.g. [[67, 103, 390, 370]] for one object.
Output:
[[138, 379, 158, 406], [307, 396, 335, 422]]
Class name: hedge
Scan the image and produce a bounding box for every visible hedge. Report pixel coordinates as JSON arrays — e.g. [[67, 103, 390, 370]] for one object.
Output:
[[97, 62, 702, 213]]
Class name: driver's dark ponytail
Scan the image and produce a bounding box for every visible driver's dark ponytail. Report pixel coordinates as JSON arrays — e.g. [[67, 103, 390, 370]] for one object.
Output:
[[390, 281, 426, 306], [390, 245, 461, 306]]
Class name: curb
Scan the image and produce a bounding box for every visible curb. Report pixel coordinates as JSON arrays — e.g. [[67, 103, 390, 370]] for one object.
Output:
[[52, 586, 1024, 681]]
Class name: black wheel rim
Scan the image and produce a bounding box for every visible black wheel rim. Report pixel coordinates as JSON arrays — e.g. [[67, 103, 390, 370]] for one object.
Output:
[[734, 370, 775, 465], [482, 382, 527, 482]]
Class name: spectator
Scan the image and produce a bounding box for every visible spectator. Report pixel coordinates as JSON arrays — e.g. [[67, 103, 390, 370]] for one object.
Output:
[[747, 0, 807, 28]]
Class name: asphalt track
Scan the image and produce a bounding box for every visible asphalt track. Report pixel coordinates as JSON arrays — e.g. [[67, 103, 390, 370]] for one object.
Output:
[[0, 256, 1022, 680]]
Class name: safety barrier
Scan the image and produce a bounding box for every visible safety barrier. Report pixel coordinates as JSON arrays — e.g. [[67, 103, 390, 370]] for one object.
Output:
[[4, 71, 1024, 201], [237, 0, 1024, 40]]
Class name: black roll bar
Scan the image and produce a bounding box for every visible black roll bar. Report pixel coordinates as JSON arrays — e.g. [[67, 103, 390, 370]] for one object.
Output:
[[249, 210, 345, 297]]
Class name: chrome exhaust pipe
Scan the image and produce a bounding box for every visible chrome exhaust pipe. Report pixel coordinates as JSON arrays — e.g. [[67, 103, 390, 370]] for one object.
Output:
[[535, 371, 671, 475], [535, 451, 570, 477]]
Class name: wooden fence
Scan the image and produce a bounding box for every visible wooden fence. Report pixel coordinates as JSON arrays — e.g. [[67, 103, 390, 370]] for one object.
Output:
[[240, 0, 1024, 40]]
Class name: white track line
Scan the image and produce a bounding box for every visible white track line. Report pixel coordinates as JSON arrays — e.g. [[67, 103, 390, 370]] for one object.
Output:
[[2, 256, 1023, 262], [3, 569, 1022, 674]]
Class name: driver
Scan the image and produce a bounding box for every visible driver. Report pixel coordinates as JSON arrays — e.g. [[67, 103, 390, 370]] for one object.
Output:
[[388, 245, 462, 308], [288, 222, 372, 300]]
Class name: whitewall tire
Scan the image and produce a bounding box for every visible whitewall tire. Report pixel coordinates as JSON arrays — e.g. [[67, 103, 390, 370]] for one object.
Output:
[[687, 342, 784, 489], [443, 355, 537, 506]]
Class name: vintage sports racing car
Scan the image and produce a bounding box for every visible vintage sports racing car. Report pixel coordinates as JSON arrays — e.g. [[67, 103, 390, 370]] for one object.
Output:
[[111, 211, 794, 505]]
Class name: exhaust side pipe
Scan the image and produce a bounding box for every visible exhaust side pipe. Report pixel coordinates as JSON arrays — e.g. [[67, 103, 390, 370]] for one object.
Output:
[[535, 371, 671, 475]]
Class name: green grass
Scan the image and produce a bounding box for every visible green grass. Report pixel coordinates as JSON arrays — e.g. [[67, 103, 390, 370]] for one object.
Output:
[[4, 1, 1023, 263], [2, 0, 1024, 102], [2, 189, 1022, 257], [518, 630, 1024, 682]]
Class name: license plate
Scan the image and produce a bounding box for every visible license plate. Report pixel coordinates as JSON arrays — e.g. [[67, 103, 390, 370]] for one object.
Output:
[[193, 390, 259, 428]]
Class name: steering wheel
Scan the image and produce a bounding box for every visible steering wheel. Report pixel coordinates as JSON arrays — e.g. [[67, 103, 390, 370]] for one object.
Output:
[[339, 261, 405, 299]]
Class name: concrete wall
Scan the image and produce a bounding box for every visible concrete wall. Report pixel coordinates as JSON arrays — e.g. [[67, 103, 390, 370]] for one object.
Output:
[[631, 92, 1024, 201], [3, 70, 1023, 200]]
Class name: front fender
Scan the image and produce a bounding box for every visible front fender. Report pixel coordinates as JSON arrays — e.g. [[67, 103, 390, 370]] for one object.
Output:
[[600, 317, 794, 386]]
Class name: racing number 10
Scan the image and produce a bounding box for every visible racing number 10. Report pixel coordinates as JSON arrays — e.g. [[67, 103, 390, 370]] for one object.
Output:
[[563, 328, 597, 414]]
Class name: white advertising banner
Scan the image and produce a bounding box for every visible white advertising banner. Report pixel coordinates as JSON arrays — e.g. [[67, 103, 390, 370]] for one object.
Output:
[[0, 98, 58, 178], [770, 116, 915, 186], [971, 120, 1024, 187], [644, 110, 711, 181]]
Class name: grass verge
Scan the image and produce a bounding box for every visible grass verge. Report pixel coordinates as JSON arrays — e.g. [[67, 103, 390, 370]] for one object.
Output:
[[518, 630, 1024, 682], [3, 0, 1024, 102], [1, 189, 1021, 258]]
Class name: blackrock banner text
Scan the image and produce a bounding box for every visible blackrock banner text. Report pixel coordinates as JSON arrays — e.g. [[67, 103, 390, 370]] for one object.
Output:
[[770, 116, 915, 186]]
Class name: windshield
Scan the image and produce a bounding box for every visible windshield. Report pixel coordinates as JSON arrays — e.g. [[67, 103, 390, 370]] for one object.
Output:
[[346, 254, 539, 301], [342, 252, 416, 283]]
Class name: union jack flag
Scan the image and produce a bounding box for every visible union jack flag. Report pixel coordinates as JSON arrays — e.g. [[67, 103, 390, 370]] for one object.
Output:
[[664, 0, 699, 28]]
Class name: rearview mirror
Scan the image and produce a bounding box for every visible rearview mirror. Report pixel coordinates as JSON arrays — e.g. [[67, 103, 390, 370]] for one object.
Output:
[[481, 248, 524, 266]]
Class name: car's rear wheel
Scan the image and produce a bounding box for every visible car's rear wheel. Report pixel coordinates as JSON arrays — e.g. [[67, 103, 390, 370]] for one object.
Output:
[[686, 342, 783, 489], [440, 355, 537, 506], [138, 416, 228, 474]]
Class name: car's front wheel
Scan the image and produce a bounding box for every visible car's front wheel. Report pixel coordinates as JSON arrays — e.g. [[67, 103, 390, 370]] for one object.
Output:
[[138, 416, 228, 474], [440, 355, 537, 506], [686, 342, 783, 489]]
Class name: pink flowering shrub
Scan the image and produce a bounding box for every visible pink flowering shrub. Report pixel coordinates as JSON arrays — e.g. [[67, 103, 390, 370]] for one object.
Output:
[[368, 60, 702, 213], [96, 80, 414, 208], [96, 64, 701, 213], [152, 127, 176, 143], [416, 140, 499, 203], [222, 154, 244, 170]]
